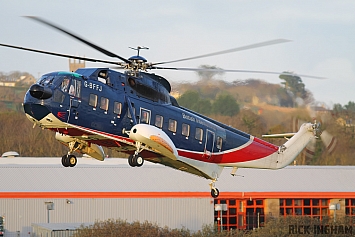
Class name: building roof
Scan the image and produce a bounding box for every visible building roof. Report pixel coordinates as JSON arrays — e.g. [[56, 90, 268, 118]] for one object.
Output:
[[32, 223, 93, 231], [0, 157, 355, 197]]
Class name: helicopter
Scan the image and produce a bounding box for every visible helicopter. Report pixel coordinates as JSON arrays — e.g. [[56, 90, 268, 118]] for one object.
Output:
[[0, 16, 323, 198]]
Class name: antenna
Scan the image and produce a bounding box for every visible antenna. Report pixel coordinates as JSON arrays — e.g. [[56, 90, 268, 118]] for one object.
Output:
[[129, 46, 149, 56]]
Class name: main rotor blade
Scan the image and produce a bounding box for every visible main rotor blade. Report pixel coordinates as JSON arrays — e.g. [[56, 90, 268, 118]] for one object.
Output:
[[151, 66, 326, 79], [152, 39, 291, 66], [0, 43, 123, 65], [24, 16, 131, 64]]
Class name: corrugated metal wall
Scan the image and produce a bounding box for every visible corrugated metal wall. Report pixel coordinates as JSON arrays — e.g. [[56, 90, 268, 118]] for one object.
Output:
[[0, 198, 213, 237]]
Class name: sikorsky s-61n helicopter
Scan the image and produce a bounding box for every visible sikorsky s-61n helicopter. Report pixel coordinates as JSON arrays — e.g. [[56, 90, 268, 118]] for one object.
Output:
[[0, 17, 324, 197]]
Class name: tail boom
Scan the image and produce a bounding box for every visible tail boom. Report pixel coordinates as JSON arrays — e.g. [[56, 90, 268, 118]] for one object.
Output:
[[220, 123, 315, 169]]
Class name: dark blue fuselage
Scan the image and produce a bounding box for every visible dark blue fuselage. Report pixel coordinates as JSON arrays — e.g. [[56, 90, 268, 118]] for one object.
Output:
[[23, 68, 252, 158]]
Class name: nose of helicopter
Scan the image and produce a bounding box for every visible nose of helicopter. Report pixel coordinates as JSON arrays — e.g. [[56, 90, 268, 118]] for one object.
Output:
[[29, 84, 52, 99]]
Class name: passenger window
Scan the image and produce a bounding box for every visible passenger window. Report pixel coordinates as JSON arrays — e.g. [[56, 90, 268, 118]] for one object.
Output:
[[195, 128, 203, 141], [182, 123, 190, 137], [155, 115, 163, 128], [89, 94, 98, 107], [140, 109, 150, 124], [100, 97, 109, 111], [114, 102, 122, 115], [127, 106, 135, 118], [168, 119, 177, 132], [216, 136, 223, 150]]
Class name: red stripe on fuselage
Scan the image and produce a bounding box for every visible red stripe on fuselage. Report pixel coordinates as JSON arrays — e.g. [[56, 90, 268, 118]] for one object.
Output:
[[178, 138, 278, 164]]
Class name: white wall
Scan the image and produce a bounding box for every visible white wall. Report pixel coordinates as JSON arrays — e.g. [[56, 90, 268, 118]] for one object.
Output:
[[0, 197, 213, 237]]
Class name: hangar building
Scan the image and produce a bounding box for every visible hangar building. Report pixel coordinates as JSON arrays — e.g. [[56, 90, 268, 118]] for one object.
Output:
[[0, 157, 355, 236]]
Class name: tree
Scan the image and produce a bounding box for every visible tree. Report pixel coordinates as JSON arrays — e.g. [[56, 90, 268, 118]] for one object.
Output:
[[333, 103, 344, 114], [344, 101, 355, 112], [177, 90, 200, 108], [177, 90, 212, 115], [195, 98, 212, 115], [196, 65, 225, 81], [212, 94, 239, 116], [279, 73, 307, 101]]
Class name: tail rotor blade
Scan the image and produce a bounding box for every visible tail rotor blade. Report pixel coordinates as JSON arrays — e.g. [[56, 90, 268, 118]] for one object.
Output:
[[304, 137, 316, 159], [320, 131, 337, 154]]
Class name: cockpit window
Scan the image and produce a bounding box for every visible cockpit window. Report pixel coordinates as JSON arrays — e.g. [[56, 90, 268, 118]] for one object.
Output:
[[71, 79, 82, 97], [38, 76, 55, 86], [60, 77, 81, 98], [61, 78, 70, 93]]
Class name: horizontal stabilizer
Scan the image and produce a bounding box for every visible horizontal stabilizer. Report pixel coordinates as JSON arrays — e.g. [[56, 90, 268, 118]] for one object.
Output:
[[262, 133, 296, 139]]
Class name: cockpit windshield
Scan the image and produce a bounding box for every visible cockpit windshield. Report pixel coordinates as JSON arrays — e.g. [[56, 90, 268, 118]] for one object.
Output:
[[37, 75, 71, 89], [37, 72, 82, 89], [37, 75, 55, 86], [37, 72, 83, 103]]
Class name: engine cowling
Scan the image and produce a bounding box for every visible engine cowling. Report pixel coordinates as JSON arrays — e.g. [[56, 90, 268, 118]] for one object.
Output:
[[55, 132, 105, 161]]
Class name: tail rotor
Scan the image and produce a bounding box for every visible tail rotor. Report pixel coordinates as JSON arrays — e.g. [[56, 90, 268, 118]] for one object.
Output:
[[292, 114, 337, 161]]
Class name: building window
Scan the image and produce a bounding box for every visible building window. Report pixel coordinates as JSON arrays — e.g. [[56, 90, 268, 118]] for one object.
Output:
[[182, 123, 190, 137], [214, 199, 241, 231], [168, 119, 177, 132], [245, 199, 265, 230], [214, 198, 265, 231], [89, 94, 98, 107], [346, 199, 355, 216], [279, 198, 329, 220], [155, 115, 163, 128]]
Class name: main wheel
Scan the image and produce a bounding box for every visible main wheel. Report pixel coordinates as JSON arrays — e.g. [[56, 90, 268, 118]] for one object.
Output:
[[61, 155, 70, 167], [128, 154, 135, 167], [211, 188, 220, 198], [134, 156, 144, 167], [68, 155, 77, 167]]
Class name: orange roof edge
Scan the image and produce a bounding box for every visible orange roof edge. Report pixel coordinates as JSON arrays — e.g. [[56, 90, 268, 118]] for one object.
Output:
[[0, 192, 210, 199], [218, 192, 355, 199], [1, 191, 355, 199]]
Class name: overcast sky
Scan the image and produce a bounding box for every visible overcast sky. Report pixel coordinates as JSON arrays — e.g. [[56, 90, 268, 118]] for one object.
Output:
[[0, 1, 354, 107]]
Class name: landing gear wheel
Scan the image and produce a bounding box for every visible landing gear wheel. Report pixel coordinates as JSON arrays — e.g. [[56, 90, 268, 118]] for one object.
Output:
[[134, 156, 144, 167], [61, 154, 77, 167], [68, 155, 77, 167], [128, 154, 135, 167], [211, 188, 220, 198], [61, 155, 70, 167], [128, 154, 144, 167]]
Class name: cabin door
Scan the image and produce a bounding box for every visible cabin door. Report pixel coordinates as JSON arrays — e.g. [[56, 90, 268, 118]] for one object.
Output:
[[204, 129, 215, 159]]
